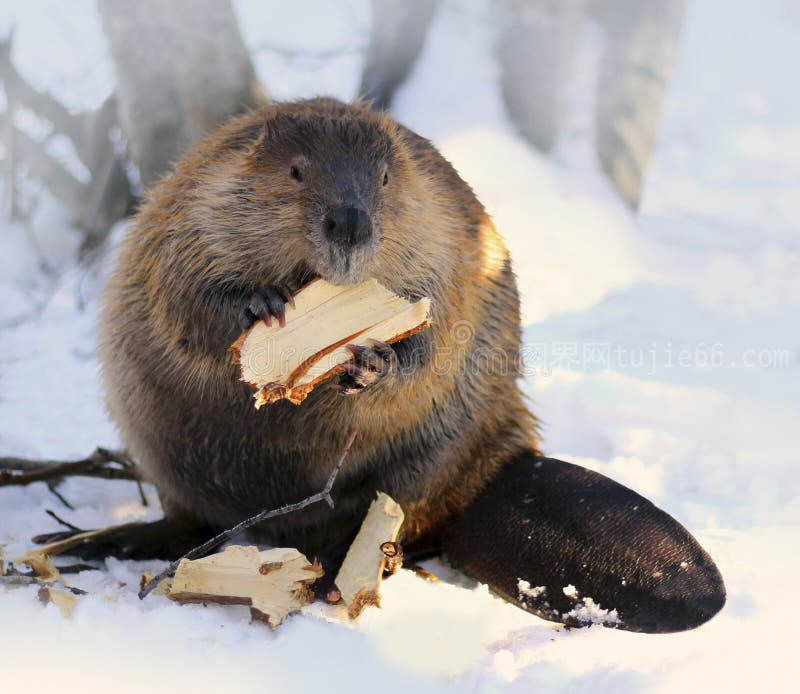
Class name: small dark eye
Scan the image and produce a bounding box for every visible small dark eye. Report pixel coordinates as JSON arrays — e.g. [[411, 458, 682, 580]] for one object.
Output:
[[383, 171, 389, 186], [290, 165, 303, 182]]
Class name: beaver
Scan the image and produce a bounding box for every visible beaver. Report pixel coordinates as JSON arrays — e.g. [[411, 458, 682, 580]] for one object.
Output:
[[45, 98, 725, 632]]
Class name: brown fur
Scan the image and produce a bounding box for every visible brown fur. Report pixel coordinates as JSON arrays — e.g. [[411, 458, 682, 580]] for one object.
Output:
[[100, 98, 538, 559]]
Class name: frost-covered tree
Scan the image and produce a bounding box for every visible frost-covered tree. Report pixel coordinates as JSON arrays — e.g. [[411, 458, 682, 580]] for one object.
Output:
[[1, 0, 264, 252], [362, 0, 686, 210], [497, 0, 686, 209], [359, 0, 439, 109], [97, 0, 264, 186], [592, 0, 686, 208]]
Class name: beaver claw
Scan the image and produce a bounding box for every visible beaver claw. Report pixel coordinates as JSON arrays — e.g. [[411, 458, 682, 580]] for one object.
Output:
[[239, 284, 295, 330], [336, 340, 396, 395]]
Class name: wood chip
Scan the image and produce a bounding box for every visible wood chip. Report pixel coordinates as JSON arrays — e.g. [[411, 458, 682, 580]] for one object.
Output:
[[168, 545, 323, 628], [231, 278, 432, 407], [335, 492, 404, 619], [38, 586, 77, 617], [25, 553, 63, 583], [13, 543, 70, 584]]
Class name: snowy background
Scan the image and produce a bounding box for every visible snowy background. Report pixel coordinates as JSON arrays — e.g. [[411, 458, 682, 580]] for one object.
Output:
[[1, 0, 798, 691]]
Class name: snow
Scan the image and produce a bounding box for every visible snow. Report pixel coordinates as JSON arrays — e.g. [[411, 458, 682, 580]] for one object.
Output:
[[517, 580, 545, 599], [563, 597, 620, 627], [1, 0, 799, 692]]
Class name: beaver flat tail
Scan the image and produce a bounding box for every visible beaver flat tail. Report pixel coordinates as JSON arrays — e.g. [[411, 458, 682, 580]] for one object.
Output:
[[444, 452, 726, 633]]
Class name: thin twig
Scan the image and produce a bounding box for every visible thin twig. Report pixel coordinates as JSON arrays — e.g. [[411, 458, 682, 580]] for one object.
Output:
[[117, 447, 150, 506], [0, 574, 87, 595], [3, 560, 98, 576], [139, 429, 357, 600], [134, 476, 149, 507], [46, 482, 75, 510], [45, 509, 83, 533]]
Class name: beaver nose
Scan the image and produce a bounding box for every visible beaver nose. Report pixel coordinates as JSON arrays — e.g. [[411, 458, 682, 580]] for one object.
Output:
[[323, 205, 372, 247]]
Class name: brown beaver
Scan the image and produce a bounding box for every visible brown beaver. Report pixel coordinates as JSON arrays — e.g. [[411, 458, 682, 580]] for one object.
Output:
[[47, 98, 725, 632]]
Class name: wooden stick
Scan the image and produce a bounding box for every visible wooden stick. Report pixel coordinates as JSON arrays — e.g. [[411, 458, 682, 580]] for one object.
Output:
[[0, 447, 140, 486], [46, 482, 76, 510], [232, 278, 431, 407], [45, 509, 83, 532], [17, 522, 146, 564], [335, 492, 404, 619], [139, 429, 357, 599], [0, 575, 87, 595]]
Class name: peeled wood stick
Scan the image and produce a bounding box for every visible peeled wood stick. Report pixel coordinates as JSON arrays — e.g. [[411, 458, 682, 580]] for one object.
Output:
[[232, 278, 431, 407], [16, 522, 146, 565], [24, 553, 63, 583], [335, 492, 405, 619], [139, 429, 357, 599]]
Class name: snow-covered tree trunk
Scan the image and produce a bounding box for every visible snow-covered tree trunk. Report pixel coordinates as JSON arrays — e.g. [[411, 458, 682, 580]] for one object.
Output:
[[360, 0, 440, 109], [97, 0, 264, 186], [593, 0, 686, 208], [0, 34, 132, 254], [496, 0, 587, 152], [496, 0, 684, 209]]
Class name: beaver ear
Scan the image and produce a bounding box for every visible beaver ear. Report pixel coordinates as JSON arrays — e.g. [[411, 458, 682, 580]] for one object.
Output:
[[245, 123, 268, 161], [248, 114, 301, 160], [443, 453, 726, 633]]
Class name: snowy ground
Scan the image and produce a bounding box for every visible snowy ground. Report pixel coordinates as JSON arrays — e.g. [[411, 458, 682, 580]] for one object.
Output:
[[1, 1, 799, 692]]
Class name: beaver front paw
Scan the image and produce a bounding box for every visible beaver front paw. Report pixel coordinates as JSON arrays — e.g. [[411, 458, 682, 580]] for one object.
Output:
[[238, 284, 295, 330], [335, 340, 397, 395]]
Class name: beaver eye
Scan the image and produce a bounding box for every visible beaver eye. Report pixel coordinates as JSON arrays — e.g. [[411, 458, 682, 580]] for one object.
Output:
[[290, 165, 303, 183], [382, 171, 389, 186]]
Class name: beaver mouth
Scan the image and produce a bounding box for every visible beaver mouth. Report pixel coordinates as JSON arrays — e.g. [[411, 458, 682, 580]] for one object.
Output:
[[289, 266, 373, 291], [311, 240, 379, 287]]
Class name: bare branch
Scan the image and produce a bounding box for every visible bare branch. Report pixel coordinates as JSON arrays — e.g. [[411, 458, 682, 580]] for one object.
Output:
[[46, 483, 75, 510], [0, 32, 90, 160], [45, 509, 83, 532], [10, 125, 85, 209], [0, 35, 133, 246], [0, 447, 140, 487]]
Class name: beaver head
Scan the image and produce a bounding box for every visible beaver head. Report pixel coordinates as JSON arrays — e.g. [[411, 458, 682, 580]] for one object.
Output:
[[255, 100, 401, 285], [180, 97, 443, 293]]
